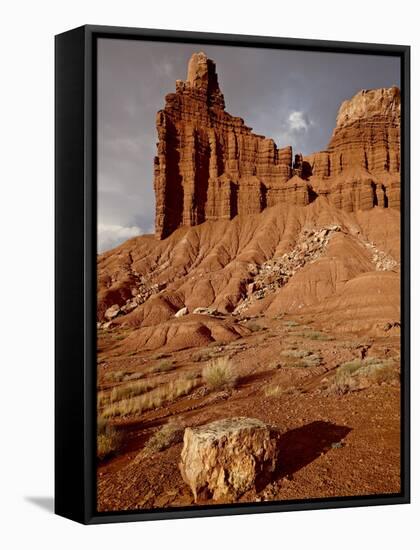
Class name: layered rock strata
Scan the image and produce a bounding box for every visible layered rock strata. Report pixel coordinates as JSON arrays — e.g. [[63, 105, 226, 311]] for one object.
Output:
[[306, 87, 401, 211], [153, 53, 400, 239], [154, 52, 301, 238]]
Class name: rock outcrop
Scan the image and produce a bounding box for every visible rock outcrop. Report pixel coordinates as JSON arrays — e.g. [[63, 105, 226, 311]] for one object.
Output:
[[154, 52, 299, 239], [179, 417, 277, 501], [306, 87, 400, 211], [154, 53, 400, 239]]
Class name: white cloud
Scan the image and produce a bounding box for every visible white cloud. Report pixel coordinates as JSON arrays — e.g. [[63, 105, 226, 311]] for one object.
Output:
[[97, 224, 145, 253], [288, 110, 312, 132], [156, 60, 175, 78]]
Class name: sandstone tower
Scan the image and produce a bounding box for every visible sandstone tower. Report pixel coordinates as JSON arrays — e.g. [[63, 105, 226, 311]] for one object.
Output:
[[153, 53, 400, 239]]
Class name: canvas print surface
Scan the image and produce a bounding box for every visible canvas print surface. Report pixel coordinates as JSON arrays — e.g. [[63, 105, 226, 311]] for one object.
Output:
[[96, 39, 401, 512]]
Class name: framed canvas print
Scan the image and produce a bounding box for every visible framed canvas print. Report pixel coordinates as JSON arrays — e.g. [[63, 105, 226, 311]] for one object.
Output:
[[55, 25, 410, 524]]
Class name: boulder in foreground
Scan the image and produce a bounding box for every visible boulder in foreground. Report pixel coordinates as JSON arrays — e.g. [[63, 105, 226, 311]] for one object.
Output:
[[179, 417, 277, 501]]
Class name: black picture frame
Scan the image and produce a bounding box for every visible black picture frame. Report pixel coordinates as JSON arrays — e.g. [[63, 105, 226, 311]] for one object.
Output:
[[55, 24, 410, 525]]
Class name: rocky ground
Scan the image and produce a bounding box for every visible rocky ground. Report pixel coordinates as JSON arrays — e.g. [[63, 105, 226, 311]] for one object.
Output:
[[96, 198, 401, 512], [95, 56, 402, 513], [96, 311, 401, 512]]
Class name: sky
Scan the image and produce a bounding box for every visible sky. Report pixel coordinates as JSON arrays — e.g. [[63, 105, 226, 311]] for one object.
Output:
[[97, 39, 400, 252]]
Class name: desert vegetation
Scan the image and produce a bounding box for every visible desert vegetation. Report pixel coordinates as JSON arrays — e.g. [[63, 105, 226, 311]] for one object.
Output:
[[327, 357, 398, 395], [97, 416, 122, 460], [109, 378, 160, 403], [149, 359, 175, 373], [144, 420, 185, 453], [102, 376, 200, 419], [264, 383, 299, 398], [95, 53, 402, 510], [202, 357, 238, 390]]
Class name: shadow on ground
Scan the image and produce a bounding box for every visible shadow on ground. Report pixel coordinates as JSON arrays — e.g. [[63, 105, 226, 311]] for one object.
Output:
[[25, 496, 54, 514], [275, 420, 352, 480]]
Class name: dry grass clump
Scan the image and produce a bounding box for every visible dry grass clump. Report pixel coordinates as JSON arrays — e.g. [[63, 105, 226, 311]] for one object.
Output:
[[122, 371, 145, 382], [102, 377, 199, 418], [265, 383, 299, 398], [297, 330, 332, 341], [97, 416, 122, 460], [300, 353, 321, 367], [109, 378, 160, 403], [192, 349, 212, 362], [144, 420, 185, 453], [264, 384, 285, 397], [369, 362, 399, 385], [149, 360, 175, 373], [202, 357, 238, 390], [103, 370, 146, 385], [112, 333, 126, 341], [284, 320, 299, 327], [97, 391, 109, 409], [103, 370, 125, 383], [327, 357, 398, 395]]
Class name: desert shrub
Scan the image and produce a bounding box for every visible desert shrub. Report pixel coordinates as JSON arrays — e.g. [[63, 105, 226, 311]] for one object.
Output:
[[102, 377, 199, 418], [202, 357, 238, 390], [329, 357, 397, 394], [336, 359, 364, 379], [330, 370, 359, 395], [144, 420, 185, 453], [97, 416, 121, 460], [356, 358, 398, 383], [300, 354, 322, 367], [369, 362, 399, 385]]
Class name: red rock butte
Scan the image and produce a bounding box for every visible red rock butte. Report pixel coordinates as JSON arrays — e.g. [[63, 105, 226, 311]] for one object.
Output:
[[154, 52, 400, 239]]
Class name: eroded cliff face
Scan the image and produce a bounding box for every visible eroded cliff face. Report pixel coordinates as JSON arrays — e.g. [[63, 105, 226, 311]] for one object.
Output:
[[154, 53, 400, 239], [306, 87, 400, 211], [154, 52, 303, 239]]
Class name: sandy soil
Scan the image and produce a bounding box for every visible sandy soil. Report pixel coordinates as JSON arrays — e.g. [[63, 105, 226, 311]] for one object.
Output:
[[96, 314, 401, 512]]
